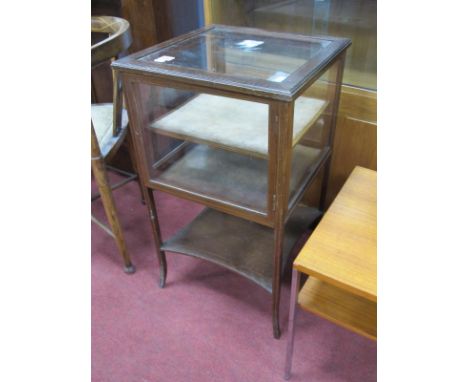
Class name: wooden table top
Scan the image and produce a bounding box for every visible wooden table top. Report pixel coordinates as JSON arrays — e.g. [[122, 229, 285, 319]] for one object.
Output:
[[294, 166, 376, 301]]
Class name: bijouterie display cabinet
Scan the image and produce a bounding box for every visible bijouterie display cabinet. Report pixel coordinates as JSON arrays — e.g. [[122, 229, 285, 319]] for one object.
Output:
[[112, 25, 350, 338]]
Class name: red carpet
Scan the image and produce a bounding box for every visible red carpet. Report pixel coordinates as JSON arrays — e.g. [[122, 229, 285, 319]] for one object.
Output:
[[92, 174, 376, 382]]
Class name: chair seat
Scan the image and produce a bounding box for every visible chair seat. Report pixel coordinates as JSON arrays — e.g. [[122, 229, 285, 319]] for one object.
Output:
[[91, 103, 129, 158]]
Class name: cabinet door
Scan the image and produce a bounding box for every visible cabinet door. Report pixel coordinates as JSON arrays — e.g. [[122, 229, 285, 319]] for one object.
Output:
[[127, 80, 273, 220]]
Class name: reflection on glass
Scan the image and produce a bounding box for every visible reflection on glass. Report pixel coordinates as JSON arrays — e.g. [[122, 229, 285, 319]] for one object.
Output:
[[132, 79, 338, 212], [207, 0, 376, 89], [134, 83, 271, 213], [289, 60, 339, 202]]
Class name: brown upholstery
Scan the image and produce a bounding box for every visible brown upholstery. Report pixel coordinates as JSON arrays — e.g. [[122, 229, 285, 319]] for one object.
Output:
[[91, 104, 129, 158]]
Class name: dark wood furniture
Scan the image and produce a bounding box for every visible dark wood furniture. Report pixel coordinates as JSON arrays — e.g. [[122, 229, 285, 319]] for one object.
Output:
[[284, 166, 377, 379], [91, 15, 138, 273], [113, 25, 350, 337]]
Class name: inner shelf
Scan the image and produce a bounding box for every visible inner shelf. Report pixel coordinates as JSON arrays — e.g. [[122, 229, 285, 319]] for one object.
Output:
[[153, 144, 328, 213], [161, 206, 322, 292], [150, 93, 327, 158]]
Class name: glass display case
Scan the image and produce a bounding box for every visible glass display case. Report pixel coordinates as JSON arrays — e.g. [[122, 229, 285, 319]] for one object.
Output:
[[113, 25, 350, 338]]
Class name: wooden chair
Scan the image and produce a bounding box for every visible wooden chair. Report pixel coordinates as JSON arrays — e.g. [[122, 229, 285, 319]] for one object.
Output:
[[91, 16, 137, 274]]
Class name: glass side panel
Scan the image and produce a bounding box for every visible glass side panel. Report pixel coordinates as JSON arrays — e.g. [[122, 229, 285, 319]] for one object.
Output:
[[133, 83, 271, 214], [207, 0, 376, 90], [289, 60, 340, 202], [139, 28, 332, 83]]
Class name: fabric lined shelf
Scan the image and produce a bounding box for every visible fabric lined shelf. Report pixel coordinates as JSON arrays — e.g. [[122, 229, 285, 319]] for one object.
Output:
[[150, 93, 327, 158], [161, 206, 322, 292]]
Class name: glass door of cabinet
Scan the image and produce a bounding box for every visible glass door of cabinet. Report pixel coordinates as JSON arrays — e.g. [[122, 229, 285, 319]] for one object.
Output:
[[131, 81, 272, 216]]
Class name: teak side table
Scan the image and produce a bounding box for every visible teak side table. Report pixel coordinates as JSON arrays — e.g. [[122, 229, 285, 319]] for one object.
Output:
[[284, 166, 377, 378], [112, 25, 351, 338]]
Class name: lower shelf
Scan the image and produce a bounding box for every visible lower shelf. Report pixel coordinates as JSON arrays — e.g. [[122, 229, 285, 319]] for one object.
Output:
[[298, 276, 377, 340], [161, 206, 322, 292], [150, 93, 327, 158], [153, 144, 327, 213]]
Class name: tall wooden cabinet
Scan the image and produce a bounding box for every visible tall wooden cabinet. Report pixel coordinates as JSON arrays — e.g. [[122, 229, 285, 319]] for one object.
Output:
[[113, 25, 350, 337]]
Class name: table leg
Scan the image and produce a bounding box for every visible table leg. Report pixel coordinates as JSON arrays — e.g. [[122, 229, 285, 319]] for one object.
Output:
[[284, 268, 300, 380], [142, 187, 167, 288], [272, 223, 285, 339], [126, 131, 146, 205]]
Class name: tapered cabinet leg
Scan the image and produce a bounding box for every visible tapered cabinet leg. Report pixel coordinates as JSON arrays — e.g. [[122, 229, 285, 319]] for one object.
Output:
[[92, 154, 135, 274], [142, 187, 167, 287], [284, 269, 300, 380], [272, 296, 281, 339], [272, 224, 285, 339], [270, 101, 293, 339], [126, 132, 145, 205]]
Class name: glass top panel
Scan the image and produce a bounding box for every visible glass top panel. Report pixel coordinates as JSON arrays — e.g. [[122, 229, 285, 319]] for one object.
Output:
[[139, 27, 332, 83]]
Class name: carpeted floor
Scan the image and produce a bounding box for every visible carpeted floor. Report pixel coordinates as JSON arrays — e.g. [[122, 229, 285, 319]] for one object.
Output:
[[92, 174, 376, 382]]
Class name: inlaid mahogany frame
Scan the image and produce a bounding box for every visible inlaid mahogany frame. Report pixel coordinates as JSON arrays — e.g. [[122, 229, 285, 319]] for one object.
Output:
[[113, 25, 349, 338]]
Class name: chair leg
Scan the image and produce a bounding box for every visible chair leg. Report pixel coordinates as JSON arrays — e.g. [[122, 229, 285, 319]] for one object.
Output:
[[92, 153, 135, 274]]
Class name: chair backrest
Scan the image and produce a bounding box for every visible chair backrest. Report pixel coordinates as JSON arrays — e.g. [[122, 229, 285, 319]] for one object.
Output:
[[91, 16, 132, 140], [91, 16, 132, 68]]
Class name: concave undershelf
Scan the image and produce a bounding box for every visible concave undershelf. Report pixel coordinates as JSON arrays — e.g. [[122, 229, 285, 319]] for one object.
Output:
[[153, 144, 328, 213], [161, 206, 322, 292], [298, 276, 377, 340], [150, 93, 327, 158]]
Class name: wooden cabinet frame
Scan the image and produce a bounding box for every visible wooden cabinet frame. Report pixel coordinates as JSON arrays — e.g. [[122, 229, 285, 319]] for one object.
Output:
[[114, 25, 350, 338]]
